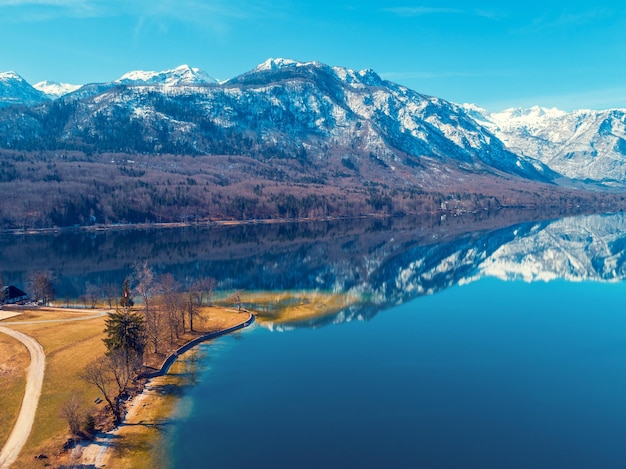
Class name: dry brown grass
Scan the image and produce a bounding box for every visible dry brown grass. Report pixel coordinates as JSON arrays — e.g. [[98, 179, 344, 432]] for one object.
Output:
[[0, 333, 29, 451], [3, 307, 105, 323], [222, 290, 361, 325], [8, 310, 108, 468]]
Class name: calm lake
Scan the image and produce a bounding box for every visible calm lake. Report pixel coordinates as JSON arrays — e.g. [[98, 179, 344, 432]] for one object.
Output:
[[171, 278, 626, 469], [3, 210, 626, 468]]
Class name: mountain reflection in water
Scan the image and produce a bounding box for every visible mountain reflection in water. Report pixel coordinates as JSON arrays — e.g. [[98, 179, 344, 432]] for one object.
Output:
[[1, 211, 625, 326]]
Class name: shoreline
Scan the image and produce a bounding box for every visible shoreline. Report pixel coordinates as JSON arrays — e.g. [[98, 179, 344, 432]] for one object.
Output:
[[74, 312, 256, 468], [146, 312, 255, 378], [0, 204, 616, 237], [0, 214, 393, 236]]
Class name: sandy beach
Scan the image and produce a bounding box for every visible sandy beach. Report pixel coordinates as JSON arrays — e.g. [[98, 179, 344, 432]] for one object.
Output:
[[73, 376, 166, 467]]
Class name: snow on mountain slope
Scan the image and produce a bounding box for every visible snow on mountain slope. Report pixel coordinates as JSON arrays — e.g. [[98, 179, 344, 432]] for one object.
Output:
[[33, 80, 81, 98], [116, 64, 217, 87], [2, 59, 620, 186], [0, 71, 49, 107], [222, 58, 550, 180], [0, 59, 553, 184], [464, 104, 626, 184]]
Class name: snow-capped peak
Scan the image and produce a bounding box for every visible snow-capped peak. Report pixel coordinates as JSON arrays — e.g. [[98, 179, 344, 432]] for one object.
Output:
[[0, 70, 49, 106], [254, 58, 307, 71], [496, 105, 567, 121], [116, 64, 217, 87], [460, 102, 626, 183], [33, 80, 81, 98], [249, 58, 383, 88], [0, 71, 25, 82]]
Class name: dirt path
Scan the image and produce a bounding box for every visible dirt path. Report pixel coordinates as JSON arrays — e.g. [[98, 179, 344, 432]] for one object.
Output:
[[0, 312, 21, 321], [0, 327, 45, 469], [1, 310, 107, 326]]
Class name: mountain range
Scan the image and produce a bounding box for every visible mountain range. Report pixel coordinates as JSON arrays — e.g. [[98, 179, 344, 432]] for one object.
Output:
[[0, 59, 624, 229], [1, 60, 625, 185]]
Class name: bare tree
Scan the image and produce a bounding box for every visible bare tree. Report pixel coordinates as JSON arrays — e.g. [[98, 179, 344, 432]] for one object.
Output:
[[133, 261, 159, 352], [102, 283, 118, 309], [81, 356, 120, 424], [107, 348, 141, 395], [228, 290, 244, 312], [185, 291, 200, 332], [145, 299, 168, 354], [29, 271, 55, 305], [188, 277, 217, 330], [155, 273, 183, 346], [60, 392, 84, 436], [192, 277, 216, 306], [133, 261, 154, 317], [85, 283, 100, 308]]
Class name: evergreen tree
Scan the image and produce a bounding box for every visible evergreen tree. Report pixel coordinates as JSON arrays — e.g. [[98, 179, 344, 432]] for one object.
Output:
[[102, 310, 145, 357], [102, 280, 145, 368]]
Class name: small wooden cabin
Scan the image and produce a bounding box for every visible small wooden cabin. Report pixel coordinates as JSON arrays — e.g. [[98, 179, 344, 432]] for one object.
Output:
[[2, 286, 28, 304]]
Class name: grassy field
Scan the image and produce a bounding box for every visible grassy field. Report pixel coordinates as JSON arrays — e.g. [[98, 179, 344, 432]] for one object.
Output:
[[7, 309, 109, 468], [0, 332, 29, 451], [4, 308, 105, 323]]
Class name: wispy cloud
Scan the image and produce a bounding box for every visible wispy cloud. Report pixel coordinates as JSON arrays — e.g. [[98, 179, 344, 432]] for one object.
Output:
[[517, 9, 610, 34], [383, 6, 497, 19], [0, 0, 103, 21], [0, 0, 281, 25]]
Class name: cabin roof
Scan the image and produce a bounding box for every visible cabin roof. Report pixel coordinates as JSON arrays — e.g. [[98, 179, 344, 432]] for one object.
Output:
[[2, 285, 27, 299]]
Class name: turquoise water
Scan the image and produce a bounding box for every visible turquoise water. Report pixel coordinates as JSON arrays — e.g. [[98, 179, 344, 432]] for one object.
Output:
[[170, 278, 626, 468]]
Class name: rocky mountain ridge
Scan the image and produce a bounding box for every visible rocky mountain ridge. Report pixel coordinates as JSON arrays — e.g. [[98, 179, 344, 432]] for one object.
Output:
[[1, 60, 625, 185], [0, 59, 550, 184], [463, 104, 626, 185]]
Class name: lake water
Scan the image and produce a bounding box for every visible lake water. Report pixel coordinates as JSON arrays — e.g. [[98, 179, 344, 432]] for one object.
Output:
[[3, 211, 626, 467], [168, 278, 626, 469], [164, 212, 626, 469]]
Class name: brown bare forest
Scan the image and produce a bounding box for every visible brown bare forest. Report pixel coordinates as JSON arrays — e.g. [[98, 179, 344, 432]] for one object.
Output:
[[1, 149, 624, 230]]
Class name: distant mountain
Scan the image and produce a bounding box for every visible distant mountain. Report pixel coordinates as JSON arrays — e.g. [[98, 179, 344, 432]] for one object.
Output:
[[33, 80, 81, 98], [0, 58, 550, 183], [2, 62, 626, 187], [0, 71, 49, 107], [464, 104, 626, 185], [115, 64, 217, 87]]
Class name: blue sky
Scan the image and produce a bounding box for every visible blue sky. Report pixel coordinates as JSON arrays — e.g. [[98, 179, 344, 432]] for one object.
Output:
[[1, 0, 625, 111]]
